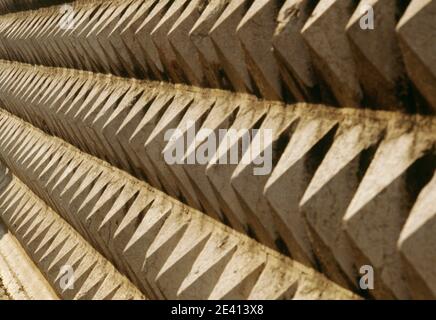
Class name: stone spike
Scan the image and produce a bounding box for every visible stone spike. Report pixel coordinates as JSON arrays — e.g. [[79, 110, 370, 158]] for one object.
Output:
[[26, 143, 58, 178], [301, 0, 363, 107], [85, 181, 124, 224], [67, 167, 107, 239], [84, 181, 126, 261], [206, 101, 270, 246], [38, 233, 71, 270], [29, 221, 61, 262], [23, 73, 47, 105], [177, 232, 238, 300], [2, 125, 26, 158], [68, 166, 104, 210], [25, 217, 57, 255], [127, 89, 175, 190], [346, 0, 409, 110], [398, 172, 436, 299], [90, 85, 133, 169], [113, 90, 159, 180], [70, 7, 106, 72], [0, 181, 15, 207], [343, 129, 435, 299], [39, 150, 72, 190], [89, 275, 120, 300], [208, 246, 266, 300], [75, 175, 117, 255], [272, 0, 318, 102], [144, 92, 196, 203], [78, 3, 116, 75], [300, 120, 385, 290], [237, 0, 283, 100], [73, 271, 106, 300], [155, 226, 212, 299], [1, 61, 434, 300], [178, 96, 241, 229], [397, 0, 436, 112], [0, 181, 24, 212], [94, 1, 142, 78], [118, 198, 169, 296], [1, 190, 28, 223], [71, 77, 105, 121], [11, 132, 36, 165], [76, 172, 112, 216], [20, 215, 47, 246], [112, 190, 155, 250], [231, 104, 299, 256], [14, 207, 41, 237], [209, 0, 254, 93], [167, 0, 207, 87], [99, 183, 140, 232], [50, 154, 82, 196], [46, 240, 80, 275], [142, 211, 190, 299], [162, 93, 217, 216], [136, 0, 169, 73], [59, 258, 100, 300], [13, 131, 41, 168], [9, 200, 38, 232], [99, 86, 147, 176], [3, 188, 30, 224], [264, 115, 339, 265], [58, 160, 92, 200], [189, 0, 230, 89], [115, 0, 155, 78], [122, 198, 172, 274], [150, 0, 190, 84], [96, 184, 142, 274], [248, 260, 298, 300]]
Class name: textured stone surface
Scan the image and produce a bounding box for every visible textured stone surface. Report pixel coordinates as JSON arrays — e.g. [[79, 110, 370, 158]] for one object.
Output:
[[0, 164, 145, 300], [397, 0, 436, 113], [0, 220, 59, 300], [0, 109, 359, 300], [0, 0, 433, 112], [0, 61, 435, 299], [0, 0, 435, 301]]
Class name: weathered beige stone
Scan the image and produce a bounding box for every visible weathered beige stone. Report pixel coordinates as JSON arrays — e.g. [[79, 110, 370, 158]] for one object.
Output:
[[301, 0, 362, 108], [0, 169, 144, 300], [346, 0, 409, 110], [0, 109, 359, 300], [344, 126, 435, 299], [398, 171, 436, 299], [0, 0, 433, 113], [397, 0, 436, 112], [0, 59, 435, 299], [272, 0, 318, 102]]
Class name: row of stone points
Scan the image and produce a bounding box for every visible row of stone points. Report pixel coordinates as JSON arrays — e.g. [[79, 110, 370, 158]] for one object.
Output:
[[0, 60, 435, 299], [0, 164, 145, 300], [0, 109, 357, 300], [0, 0, 434, 112]]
